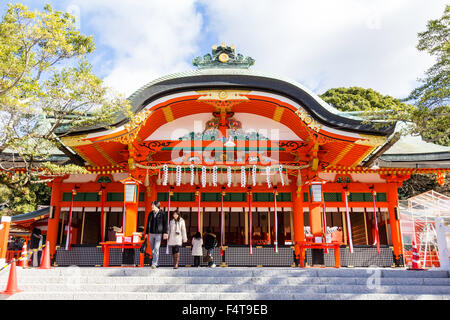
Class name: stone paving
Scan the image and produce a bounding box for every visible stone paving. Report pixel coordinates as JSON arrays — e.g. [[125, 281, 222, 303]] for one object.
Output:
[[0, 267, 449, 300]]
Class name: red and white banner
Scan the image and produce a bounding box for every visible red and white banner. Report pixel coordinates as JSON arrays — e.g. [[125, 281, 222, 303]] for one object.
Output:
[[220, 192, 224, 256], [100, 190, 105, 243], [249, 192, 253, 255], [344, 191, 353, 253], [371, 190, 380, 254], [65, 191, 74, 251], [166, 193, 171, 254], [273, 191, 278, 253], [322, 194, 328, 253], [197, 191, 201, 233]]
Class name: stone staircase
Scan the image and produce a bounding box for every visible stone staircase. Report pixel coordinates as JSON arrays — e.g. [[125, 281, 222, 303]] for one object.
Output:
[[1, 267, 449, 300]]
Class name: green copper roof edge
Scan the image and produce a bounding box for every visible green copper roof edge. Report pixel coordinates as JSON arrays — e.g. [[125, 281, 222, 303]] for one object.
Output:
[[11, 206, 50, 222]]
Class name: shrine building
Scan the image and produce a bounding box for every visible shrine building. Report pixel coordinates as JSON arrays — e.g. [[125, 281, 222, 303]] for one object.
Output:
[[5, 44, 449, 268]]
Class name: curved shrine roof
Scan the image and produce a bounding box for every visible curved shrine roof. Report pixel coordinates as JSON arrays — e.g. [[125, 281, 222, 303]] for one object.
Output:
[[62, 67, 396, 138]]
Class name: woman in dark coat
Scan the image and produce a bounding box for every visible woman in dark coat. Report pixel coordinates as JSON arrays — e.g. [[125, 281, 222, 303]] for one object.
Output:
[[204, 229, 217, 268], [30, 228, 43, 267]]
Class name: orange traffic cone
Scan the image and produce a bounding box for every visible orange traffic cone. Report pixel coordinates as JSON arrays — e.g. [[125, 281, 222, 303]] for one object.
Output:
[[1, 259, 22, 295], [39, 241, 52, 269], [408, 241, 423, 270], [19, 242, 28, 269]]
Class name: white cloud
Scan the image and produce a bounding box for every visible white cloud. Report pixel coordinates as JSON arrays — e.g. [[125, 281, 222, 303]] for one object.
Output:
[[68, 0, 447, 99], [199, 0, 446, 98], [72, 0, 203, 96]]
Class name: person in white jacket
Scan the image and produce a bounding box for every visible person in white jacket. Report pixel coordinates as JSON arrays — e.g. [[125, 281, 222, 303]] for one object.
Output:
[[191, 232, 203, 267], [167, 209, 187, 269]]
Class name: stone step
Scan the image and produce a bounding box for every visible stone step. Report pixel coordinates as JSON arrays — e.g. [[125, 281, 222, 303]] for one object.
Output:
[[2, 291, 449, 300], [7, 283, 450, 294], [3, 276, 450, 286], [1, 267, 449, 278], [1, 267, 449, 300]]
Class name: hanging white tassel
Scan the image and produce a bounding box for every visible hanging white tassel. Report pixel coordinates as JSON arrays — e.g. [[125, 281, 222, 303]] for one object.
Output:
[[279, 165, 285, 186], [201, 166, 207, 188], [156, 169, 161, 185], [284, 170, 290, 185], [273, 169, 279, 186], [194, 167, 199, 185], [227, 167, 232, 187], [182, 168, 189, 185], [241, 166, 246, 187], [212, 166, 218, 187], [169, 169, 175, 185], [162, 164, 169, 186], [190, 164, 195, 186], [144, 169, 150, 187], [219, 171, 226, 185], [257, 171, 263, 186], [296, 170, 302, 186], [266, 167, 272, 188], [208, 168, 213, 186]]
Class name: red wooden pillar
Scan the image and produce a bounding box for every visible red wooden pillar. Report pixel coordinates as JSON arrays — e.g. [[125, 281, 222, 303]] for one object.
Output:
[[387, 182, 404, 266], [0, 216, 12, 265], [309, 201, 322, 236], [124, 202, 138, 237], [47, 177, 63, 260], [292, 186, 305, 266]]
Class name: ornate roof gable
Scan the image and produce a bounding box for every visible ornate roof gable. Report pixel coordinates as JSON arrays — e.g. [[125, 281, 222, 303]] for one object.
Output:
[[193, 43, 255, 69]]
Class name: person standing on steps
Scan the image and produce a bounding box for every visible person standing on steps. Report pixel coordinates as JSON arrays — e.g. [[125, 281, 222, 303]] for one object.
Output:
[[167, 209, 187, 269], [144, 201, 168, 269], [30, 227, 43, 267], [204, 229, 217, 268], [191, 232, 203, 267]]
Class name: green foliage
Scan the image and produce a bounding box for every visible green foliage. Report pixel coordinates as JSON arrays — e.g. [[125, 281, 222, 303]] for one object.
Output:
[[406, 5, 449, 109], [0, 176, 51, 216], [0, 3, 131, 214], [320, 88, 449, 146], [320, 87, 405, 112], [0, 3, 131, 188], [398, 173, 449, 199]]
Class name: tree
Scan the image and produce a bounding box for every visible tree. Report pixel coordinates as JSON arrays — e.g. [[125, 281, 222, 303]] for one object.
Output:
[[320, 6, 449, 147], [404, 5, 450, 147], [407, 5, 449, 110], [0, 178, 51, 216], [320, 7, 450, 198], [320, 87, 449, 198], [0, 3, 131, 215], [0, 3, 131, 182], [319, 87, 409, 112]]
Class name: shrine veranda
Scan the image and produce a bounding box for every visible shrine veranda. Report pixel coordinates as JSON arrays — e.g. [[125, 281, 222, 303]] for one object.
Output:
[[4, 45, 449, 268]]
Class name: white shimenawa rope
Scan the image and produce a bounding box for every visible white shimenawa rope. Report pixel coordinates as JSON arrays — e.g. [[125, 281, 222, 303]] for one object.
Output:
[[212, 166, 218, 187], [201, 166, 207, 188], [266, 166, 272, 188], [252, 165, 257, 186], [175, 165, 182, 186], [162, 164, 169, 186], [240, 166, 246, 187], [227, 167, 232, 187]]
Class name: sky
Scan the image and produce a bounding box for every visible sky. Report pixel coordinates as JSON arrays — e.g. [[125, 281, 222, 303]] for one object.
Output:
[[2, 0, 447, 99]]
